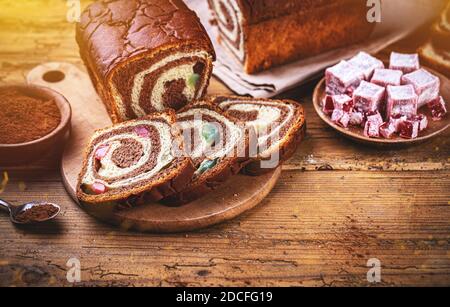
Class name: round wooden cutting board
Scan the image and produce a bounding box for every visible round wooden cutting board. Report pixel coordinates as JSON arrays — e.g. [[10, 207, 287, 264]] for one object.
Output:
[[26, 62, 281, 232]]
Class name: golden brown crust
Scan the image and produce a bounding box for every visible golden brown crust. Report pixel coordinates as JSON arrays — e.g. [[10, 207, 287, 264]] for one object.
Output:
[[243, 1, 375, 73], [209, 95, 306, 176], [209, 0, 374, 73], [161, 100, 252, 205], [76, 110, 196, 206], [76, 0, 216, 122]]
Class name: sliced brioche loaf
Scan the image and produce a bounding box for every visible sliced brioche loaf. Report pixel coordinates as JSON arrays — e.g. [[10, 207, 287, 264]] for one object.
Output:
[[211, 95, 306, 175], [77, 111, 195, 207], [162, 100, 251, 205]]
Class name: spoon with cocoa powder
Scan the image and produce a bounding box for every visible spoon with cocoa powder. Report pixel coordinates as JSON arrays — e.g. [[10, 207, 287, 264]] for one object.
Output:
[[0, 199, 60, 224]]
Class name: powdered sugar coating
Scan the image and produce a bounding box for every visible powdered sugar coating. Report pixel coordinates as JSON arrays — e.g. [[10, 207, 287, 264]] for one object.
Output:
[[389, 52, 420, 74], [363, 112, 383, 138], [402, 69, 440, 108], [386, 85, 418, 118], [353, 81, 385, 113], [348, 51, 384, 80], [371, 69, 403, 87], [325, 61, 364, 95]]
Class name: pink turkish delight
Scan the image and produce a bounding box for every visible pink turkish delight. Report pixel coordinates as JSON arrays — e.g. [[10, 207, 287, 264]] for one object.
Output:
[[413, 114, 428, 132], [325, 61, 364, 96], [371, 69, 403, 87], [322, 94, 353, 115], [353, 81, 386, 114], [332, 94, 353, 112], [389, 52, 420, 74], [348, 51, 384, 80], [398, 119, 419, 139], [402, 69, 440, 108], [379, 122, 396, 139], [331, 109, 351, 128], [363, 111, 383, 138], [349, 111, 364, 126], [386, 85, 418, 118], [322, 95, 335, 115], [388, 114, 408, 132], [427, 96, 447, 121]]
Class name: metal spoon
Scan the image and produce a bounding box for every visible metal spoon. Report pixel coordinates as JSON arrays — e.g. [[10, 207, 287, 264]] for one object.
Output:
[[0, 198, 60, 224]]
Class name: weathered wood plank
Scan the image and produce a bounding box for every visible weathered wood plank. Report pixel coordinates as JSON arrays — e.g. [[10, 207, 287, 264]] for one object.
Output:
[[0, 170, 449, 286]]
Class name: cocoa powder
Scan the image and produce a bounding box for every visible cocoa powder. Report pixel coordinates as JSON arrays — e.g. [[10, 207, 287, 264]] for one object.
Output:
[[0, 89, 61, 144], [15, 204, 59, 223]]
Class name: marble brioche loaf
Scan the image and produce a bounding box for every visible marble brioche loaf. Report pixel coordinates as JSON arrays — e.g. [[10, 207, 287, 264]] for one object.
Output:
[[162, 100, 251, 205], [212, 95, 306, 175], [76, 111, 196, 207], [208, 0, 375, 73], [76, 0, 215, 123]]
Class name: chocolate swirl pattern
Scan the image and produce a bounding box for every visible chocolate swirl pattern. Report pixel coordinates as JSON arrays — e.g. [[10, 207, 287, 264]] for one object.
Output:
[[212, 96, 306, 175], [111, 50, 213, 120], [217, 99, 294, 157], [177, 106, 245, 169], [77, 112, 195, 205], [76, 0, 215, 123], [208, 0, 245, 62], [162, 101, 249, 205]]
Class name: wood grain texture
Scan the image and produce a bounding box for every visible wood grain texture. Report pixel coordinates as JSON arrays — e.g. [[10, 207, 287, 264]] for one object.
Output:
[[0, 0, 449, 287]]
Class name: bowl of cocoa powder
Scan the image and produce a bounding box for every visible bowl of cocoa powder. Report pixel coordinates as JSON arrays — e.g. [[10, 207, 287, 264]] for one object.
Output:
[[0, 84, 71, 165]]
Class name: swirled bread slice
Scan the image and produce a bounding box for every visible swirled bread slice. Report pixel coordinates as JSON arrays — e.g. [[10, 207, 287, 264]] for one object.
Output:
[[162, 101, 251, 204], [76, 0, 215, 123], [212, 95, 306, 175], [77, 111, 195, 207]]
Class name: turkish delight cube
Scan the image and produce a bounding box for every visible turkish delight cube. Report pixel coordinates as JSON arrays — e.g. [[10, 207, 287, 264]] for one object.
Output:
[[349, 111, 364, 126], [348, 51, 385, 80], [325, 61, 364, 96], [427, 96, 447, 121], [331, 109, 351, 128], [322, 94, 353, 115], [353, 81, 385, 114], [371, 69, 403, 87], [398, 119, 419, 139], [332, 94, 353, 112], [379, 122, 396, 139], [402, 69, 440, 108], [413, 114, 428, 132], [388, 114, 408, 132], [389, 52, 420, 74], [363, 111, 383, 138], [386, 85, 418, 118], [322, 95, 335, 115]]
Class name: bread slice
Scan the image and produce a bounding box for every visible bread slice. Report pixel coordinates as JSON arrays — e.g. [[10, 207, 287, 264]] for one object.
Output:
[[76, 110, 195, 207], [161, 100, 251, 204], [211, 95, 306, 175], [418, 41, 450, 79]]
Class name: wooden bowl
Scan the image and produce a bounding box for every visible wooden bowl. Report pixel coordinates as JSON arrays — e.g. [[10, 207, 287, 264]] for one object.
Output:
[[313, 66, 450, 148], [0, 84, 71, 165]]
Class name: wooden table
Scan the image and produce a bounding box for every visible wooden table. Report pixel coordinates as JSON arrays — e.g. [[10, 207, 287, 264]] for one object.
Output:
[[0, 0, 449, 287]]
